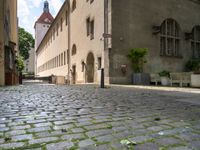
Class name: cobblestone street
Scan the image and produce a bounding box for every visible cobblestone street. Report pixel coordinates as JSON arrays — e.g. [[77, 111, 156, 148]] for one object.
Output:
[[0, 83, 200, 150]]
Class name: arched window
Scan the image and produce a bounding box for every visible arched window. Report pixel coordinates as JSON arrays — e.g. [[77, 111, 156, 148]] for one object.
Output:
[[72, 44, 77, 55], [191, 26, 200, 58], [160, 19, 180, 57], [72, 0, 76, 12]]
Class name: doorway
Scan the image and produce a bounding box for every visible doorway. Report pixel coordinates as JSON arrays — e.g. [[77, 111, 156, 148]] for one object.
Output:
[[72, 65, 76, 84], [86, 52, 95, 83]]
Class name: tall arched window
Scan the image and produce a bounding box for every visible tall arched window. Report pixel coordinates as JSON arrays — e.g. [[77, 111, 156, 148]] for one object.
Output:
[[72, 0, 76, 12], [192, 26, 200, 58], [160, 19, 180, 57], [72, 44, 77, 56]]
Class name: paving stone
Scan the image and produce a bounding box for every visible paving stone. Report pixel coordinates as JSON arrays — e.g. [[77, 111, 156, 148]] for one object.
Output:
[[46, 141, 74, 150], [12, 134, 33, 141], [134, 142, 159, 150], [61, 133, 85, 140], [5, 130, 26, 136], [0, 127, 9, 132], [71, 128, 85, 133], [34, 122, 52, 127], [25, 148, 42, 150], [54, 120, 75, 125], [8, 121, 24, 126], [0, 142, 25, 149], [129, 135, 152, 143], [12, 125, 31, 130], [189, 140, 200, 149], [0, 138, 5, 144], [156, 137, 183, 146], [29, 137, 59, 145], [84, 124, 110, 130], [147, 126, 164, 132], [0, 124, 6, 128], [79, 139, 95, 147], [53, 124, 74, 130], [28, 126, 51, 133], [27, 119, 46, 124], [86, 129, 113, 137], [169, 146, 192, 150], [96, 134, 115, 142]]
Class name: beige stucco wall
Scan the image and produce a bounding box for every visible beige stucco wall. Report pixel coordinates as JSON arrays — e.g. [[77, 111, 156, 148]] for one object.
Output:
[[69, 0, 104, 84], [36, 3, 69, 78], [0, 0, 18, 86]]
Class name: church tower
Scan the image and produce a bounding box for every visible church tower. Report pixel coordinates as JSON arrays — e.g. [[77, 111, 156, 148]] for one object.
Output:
[[34, 0, 54, 74]]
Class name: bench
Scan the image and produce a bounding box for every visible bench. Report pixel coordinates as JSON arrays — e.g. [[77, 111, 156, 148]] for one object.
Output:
[[150, 73, 161, 85], [170, 72, 192, 87]]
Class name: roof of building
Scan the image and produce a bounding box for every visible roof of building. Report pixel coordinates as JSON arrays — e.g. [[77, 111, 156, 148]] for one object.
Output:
[[34, 0, 54, 27], [35, 12, 54, 25]]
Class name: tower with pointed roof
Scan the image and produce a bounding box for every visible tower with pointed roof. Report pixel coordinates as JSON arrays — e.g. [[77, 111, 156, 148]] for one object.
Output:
[[34, 0, 54, 74], [34, 0, 54, 49]]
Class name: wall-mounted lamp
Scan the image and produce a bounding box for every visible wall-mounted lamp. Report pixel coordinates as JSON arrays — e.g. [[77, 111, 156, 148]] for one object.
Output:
[[152, 25, 161, 35], [121, 65, 127, 75]]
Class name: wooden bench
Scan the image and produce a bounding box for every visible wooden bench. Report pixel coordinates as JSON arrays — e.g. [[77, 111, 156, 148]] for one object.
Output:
[[170, 72, 192, 87], [150, 73, 161, 85]]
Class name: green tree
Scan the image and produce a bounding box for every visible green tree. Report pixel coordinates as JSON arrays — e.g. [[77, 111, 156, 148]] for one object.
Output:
[[16, 55, 25, 72], [18, 27, 35, 60]]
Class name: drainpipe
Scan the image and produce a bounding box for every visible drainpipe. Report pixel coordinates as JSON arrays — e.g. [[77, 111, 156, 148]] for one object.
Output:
[[66, 0, 71, 85], [104, 0, 109, 85]]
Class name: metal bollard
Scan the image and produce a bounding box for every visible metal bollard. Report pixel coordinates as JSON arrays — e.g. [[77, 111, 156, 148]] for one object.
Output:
[[100, 68, 105, 88]]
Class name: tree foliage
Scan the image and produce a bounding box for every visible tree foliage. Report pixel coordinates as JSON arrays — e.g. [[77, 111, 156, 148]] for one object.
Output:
[[16, 55, 25, 72], [19, 27, 34, 60]]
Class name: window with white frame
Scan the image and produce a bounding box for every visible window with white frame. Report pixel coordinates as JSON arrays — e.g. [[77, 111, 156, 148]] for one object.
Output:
[[160, 19, 180, 57], [192, 26, 200, 58]]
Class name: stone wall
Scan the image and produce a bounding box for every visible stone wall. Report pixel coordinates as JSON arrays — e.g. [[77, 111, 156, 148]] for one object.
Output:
[[110, 0, 200, 84]]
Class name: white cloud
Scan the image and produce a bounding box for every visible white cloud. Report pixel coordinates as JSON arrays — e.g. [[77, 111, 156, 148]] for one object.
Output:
[[31, 0, 43, 8], [18, 0, 64, 36]]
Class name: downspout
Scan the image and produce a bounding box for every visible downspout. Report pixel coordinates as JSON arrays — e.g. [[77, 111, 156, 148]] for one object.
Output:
[[66, 0, 71, 85], [104, 0, 109, 84]]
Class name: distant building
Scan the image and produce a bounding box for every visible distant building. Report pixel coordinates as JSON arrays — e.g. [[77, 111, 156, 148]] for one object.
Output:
[[0, 0, 18, 86], [24, 48, 35, 74], [35, 0, 200, 84]]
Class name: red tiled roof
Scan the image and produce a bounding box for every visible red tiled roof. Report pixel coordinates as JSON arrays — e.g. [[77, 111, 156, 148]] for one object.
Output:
[[35, 12, 54, 24]]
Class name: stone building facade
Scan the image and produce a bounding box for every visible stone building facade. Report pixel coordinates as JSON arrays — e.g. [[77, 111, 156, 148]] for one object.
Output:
[[36, 0, 200, 84], [24, 48, 35, 74], [0, 0, 18, 86]]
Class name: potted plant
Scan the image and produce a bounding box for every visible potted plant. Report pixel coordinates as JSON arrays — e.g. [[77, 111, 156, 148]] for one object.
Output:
[[159, 70, 170, 86], [186, 59, 200, 87], [128, 48, 150, 85]]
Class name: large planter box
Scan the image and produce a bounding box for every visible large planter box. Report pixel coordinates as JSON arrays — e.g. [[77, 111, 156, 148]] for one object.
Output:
[[56, 76, 65, 85], [132, 73, 150, 85], [191, 74, 200, 87], [160, 77, 170, 86]]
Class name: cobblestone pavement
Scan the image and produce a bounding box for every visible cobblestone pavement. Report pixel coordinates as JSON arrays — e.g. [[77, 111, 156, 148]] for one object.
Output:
[[0, 83, 199, 150]]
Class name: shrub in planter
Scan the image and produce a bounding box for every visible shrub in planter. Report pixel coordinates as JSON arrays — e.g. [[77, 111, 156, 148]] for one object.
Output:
[[186, 59, 200, 87], [127, 48, 150, 85], [16, 55, 25, 84], [159, 70, 170, 86]]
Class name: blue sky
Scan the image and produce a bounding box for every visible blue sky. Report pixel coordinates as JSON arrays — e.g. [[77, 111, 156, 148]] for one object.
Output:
[[18, 0, 65, 37]]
